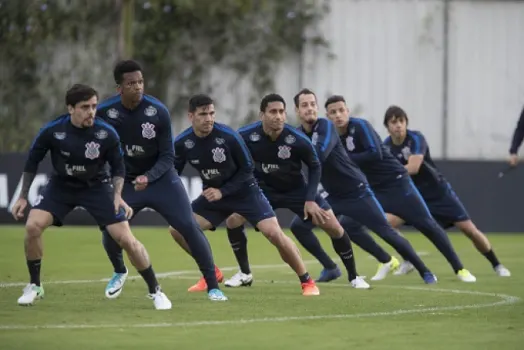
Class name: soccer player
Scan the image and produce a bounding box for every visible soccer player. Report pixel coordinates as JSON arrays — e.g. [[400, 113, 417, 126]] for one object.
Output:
[[169, 94, 320, 296], [292, 89, 437, 284], [509, 105, 524, 167], [223, 93, 368, 289], [383, 105, 510, 277], [11, 84, 171, 309], [96, 60, 226, 301]]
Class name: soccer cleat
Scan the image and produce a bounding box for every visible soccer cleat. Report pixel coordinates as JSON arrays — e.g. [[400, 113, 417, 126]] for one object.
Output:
[[393, 260, 415, 275], [371, 256, 400, 281], [147, 288, 172, 310], [350, 276, 371, 289], [105, 269, 128, 299], [457, 269, 476, 282], [17, 283, 45, 306], [495, 265, 511, 277], [301, 279, 320, 296], [423, 272, 438, 284], [188, 265, 224, 292], [208, 288, 228, 301], [224, 271, 253, 287], [315, 266, 342, 283]]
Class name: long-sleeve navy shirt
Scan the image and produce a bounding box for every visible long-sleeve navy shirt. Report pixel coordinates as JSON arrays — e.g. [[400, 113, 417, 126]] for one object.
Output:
[[238, 121, 321, 201], [174, 123, 257, 197], [24, 114, 124, 187], [96, 94, 174, 183]]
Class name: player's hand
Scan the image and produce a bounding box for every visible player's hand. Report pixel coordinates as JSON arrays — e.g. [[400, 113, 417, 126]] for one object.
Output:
[[509, 154, 518, 167], [203, 188, 222, 202], [11, 197, 28, 221], [133, 175, 148, 191], [119, 198, 134, 219], [304, 201, 331, 225]]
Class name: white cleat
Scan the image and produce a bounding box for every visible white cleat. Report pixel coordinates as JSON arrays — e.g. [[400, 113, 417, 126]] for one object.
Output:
[[393, 261, 415, 275], [148, 289, 172, 310], [224, 271, 253, 288], [105, 269, 128, 299], [495, 265, 511, 277], [350, 276, 371, 289], [457, 269, 476, 283], [18, 283, 45, 306], [371, 256, 400, 281]]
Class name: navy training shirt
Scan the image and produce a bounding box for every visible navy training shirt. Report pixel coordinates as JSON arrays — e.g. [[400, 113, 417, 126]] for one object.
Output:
[[238, 121, 321, 201], [174, 122, 256, 197]]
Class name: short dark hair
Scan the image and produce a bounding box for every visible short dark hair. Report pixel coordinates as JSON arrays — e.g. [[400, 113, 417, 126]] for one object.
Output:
[[293, 88, 317, 107], [188, 94, 214, 112], [113, 60, 142, 84], [65, 84, 98, 107], [383, 105, 409, 126], [324, 95, 346, 109], [260, 93, 286, 112]]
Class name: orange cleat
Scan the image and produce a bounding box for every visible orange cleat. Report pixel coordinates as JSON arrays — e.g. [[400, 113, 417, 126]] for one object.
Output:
[[301, 279, 320, 296], [188, 265, 224, 292]]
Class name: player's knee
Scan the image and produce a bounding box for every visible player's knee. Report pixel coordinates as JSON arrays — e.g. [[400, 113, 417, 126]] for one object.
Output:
[[225, 213, 245, 229], [259, 222, 285, 245], [25, 220, 45, 238]]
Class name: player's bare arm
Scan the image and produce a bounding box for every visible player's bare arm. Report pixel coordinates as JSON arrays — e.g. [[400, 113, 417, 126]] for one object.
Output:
[[405, 154, 424, 175]]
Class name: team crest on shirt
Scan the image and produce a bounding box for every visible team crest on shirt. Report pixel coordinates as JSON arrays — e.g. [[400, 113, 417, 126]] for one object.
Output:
[[284, 134, 296, 145], [311, 132, 319, 145], [249, 132, 260, 142], [277, 145, 291, 159], [212, 147, 226, 163], [85, 141, 100, 160], [53, 132, 66, 140], [141, 122, 156, 139], [107, 108, 119, 119], [215, 137, 225, 145], [345, 136, 355, 151], [184, 139, 195, 149], [401, 146, 411, 160], [144, 105, 157, 117], [95, 129, 108, 140]]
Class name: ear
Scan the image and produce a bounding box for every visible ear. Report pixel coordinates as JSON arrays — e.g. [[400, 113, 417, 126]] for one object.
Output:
[[67, 105, 75, 115], [259, 111, 264, 120], [116, 84, 122, 94], [187, 112, 193, 122]]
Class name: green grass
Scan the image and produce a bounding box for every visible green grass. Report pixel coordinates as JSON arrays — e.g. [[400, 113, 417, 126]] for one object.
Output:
[[0, 226, 523, 350]]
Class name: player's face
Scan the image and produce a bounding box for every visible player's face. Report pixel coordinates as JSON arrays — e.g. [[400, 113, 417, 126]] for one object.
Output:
[[118, 71, 144, 103], [190, 104, 215, 135], [387, 116, 407, 139], [261, 101, 286, 132], [296, 93, 318, 125], [326, 101, 349, 128], [68, 95, 98, 128]]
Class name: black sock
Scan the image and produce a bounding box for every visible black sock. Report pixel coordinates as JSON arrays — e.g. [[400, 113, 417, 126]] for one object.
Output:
[[483, 249, 500, 268], [289, 217, 338, 269], [138, 265, 160, 294], [227, 226, 251, 274], [27, 259, 41, 286], [331, 233, 358, 281], [102, 229, 127, 274], [299, 272, 311, 284]]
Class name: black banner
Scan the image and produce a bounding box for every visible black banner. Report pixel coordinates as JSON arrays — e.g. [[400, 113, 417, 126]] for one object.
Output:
[[1, 153, 523, 231]]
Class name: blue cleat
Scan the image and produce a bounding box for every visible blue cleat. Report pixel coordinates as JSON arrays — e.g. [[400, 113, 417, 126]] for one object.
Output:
[[208, 288, 228, 301], [315, 266, 342, 283], [423, 272, 438, 284], [105, 269, 128, 299]]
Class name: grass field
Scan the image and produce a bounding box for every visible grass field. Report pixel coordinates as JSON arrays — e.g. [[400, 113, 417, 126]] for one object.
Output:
[[0, 225, 523, 350]]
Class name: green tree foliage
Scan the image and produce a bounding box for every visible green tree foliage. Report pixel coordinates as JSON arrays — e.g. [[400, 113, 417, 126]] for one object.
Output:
[[0, 0, 328, 152]]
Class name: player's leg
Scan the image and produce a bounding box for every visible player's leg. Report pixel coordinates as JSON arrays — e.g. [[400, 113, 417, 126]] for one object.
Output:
[[102, 181, 143, 299], [337, 215, 399, 281], [148, 176, 224, 297], [83, 184, 171, 310], [385, 178, 475, 282], [385, 214, 416, 275], [18, 181, 74, 306], [240, 186, 319, 296], [223, 213, 253, 287], [288, 216, 341, 282], [331, 191, 437, 284]]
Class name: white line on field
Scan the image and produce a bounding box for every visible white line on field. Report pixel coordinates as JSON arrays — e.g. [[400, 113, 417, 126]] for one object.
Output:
[[0, 261, 520, 331]]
